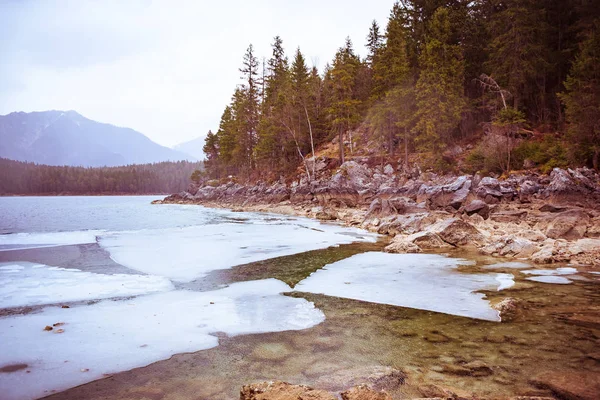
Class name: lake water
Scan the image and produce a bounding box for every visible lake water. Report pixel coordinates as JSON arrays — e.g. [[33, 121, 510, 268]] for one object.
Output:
[[0, 196, 598, 399]]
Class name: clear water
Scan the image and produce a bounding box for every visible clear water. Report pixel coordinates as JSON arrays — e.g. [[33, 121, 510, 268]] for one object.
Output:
[[0, 196, 598, 400]]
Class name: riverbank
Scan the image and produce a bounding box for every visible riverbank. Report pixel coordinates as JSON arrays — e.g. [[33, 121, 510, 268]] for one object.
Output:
[[156, 161, 600, 267]]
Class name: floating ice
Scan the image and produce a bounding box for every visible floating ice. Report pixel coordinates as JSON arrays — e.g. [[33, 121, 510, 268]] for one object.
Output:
[[295, 252, 514, 321], [99, 219, 378, 282], [483, 262, 531, 269], [526, 276, 572, 284], [522, 267, 578, 276], [0, 230, 102, 252], [0, 262, 174, 308], [496, 273, 516, 290], [0, 279, 324, 400]]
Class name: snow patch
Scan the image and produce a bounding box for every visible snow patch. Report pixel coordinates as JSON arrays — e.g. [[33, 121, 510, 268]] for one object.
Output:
[[0, 231, 102, 252], [0, 262, 174, 308], [0, 279, 324, 400], [522, 267, 578, 276], [295, 252, 513, 321], [99, 221, 377, 282], [526, 276, 572, 284]]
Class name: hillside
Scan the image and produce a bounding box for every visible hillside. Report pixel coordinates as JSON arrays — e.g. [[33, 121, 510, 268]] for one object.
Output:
[[0, 110, 196, 167], [174, 136, 206, 160], [200, 2, 599, 183], [0, 158, 203, 195]]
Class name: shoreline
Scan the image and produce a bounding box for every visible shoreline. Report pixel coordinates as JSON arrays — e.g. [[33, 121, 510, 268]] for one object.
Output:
[[155, 163, 600, 268]]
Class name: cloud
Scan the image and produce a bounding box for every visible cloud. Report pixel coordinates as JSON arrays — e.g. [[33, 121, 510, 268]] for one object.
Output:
[[0, 0, 393, 147]]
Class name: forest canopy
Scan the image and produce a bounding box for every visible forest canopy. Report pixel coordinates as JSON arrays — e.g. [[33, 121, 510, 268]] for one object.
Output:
[[0, 158, 203, 195], [203, 0, 600, 179]]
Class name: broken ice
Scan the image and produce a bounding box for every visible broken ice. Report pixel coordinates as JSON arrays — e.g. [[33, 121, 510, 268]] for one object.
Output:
[[0, 279, 324, 400], [295, 252, 514, 321]]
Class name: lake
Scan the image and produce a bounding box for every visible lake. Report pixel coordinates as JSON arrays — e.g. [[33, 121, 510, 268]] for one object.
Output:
[[0, 196, 598, 399]]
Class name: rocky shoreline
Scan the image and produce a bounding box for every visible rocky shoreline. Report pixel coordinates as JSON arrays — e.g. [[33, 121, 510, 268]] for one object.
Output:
[[156, 159, 600, 267]]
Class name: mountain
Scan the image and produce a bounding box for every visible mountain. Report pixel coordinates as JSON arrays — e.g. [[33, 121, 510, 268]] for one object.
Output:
[[0, 110, 196, 167], [173, 136, 206, 160]]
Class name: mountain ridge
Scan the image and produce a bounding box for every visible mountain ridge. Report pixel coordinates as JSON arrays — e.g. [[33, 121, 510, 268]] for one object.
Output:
[[0, 110, 196, 167]]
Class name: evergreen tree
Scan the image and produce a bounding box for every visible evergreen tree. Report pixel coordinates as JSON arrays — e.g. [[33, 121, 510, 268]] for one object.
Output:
[[236, 44, 261, 174], [327, 37, 362, 163], [413, 7, 466, 152], [485, 0, 550, 117], [559, 21, 600, 169], [366, 20, 383, 66]]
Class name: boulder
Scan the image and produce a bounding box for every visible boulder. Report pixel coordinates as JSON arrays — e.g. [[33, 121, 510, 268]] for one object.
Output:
[[430, 218, 485, 247], [406, 231, 452, 249], [481, 236, 538, 258], [545, 210, 589, 240], [384, 237, 421, 254], [383, 164, 395, 175], [428, 176, 472, 210], [464, 199, 490, 219], [240, 381, 336, 400], [542, 167, 599, 201], [475, 177, 503, 203], [340, 385, 392, 400], [530, 371, 600, 400], [492, 298, 521, 322]]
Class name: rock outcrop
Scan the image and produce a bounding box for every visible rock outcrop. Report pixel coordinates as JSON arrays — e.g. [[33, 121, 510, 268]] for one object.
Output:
[[240, 381, 394, 400], [159, 161, 600, 266]]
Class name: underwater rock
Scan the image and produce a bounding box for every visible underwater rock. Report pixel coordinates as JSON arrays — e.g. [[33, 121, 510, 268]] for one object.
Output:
[[530, 370, 600, 400]]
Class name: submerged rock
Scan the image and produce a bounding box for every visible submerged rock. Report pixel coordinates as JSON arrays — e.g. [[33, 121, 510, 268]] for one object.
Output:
[[530, 371, 600, 400]]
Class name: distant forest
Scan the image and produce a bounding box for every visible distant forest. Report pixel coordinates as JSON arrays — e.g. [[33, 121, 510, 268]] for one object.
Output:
[[203, 0, 600, 180], [0, 158, 203, 195]]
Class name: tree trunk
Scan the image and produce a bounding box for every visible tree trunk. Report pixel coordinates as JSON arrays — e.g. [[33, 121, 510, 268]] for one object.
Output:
[[404, 127, 409, 169], [594, 148, 599, 171], [339, 127, 345, 164], [303, 104, 316, 179]]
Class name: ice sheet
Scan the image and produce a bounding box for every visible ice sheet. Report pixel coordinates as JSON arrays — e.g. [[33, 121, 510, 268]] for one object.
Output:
[[521, 267, 578, 276], [526, 276, 572, 284], [0, 262, 174, 308], [0, 230, 102, 252], [0, 279, 324, 400], [98, 220, 378, 282], [295, 252, 514, 321]]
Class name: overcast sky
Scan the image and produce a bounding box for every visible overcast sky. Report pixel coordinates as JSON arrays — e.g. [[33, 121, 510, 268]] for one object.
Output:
[[0, 0, 393, 148]]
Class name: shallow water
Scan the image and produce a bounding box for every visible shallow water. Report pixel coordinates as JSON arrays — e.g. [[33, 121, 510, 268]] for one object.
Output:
[[41, 248, 600, 400], [0, 196, 598, 399]]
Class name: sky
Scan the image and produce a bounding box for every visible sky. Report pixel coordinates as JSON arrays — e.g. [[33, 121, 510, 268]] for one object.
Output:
[[0, 0, 394, 148]]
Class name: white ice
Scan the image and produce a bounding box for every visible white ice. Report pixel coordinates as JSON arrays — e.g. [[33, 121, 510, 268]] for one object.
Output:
[[295, 252, 514, 321], [0, 230, 102, 252], [0, 279, 324, 400], [0, 262, 174, 308], [521, 267, 578, 276], [526, 276, 572, 284], [98, 218, 378, 282]]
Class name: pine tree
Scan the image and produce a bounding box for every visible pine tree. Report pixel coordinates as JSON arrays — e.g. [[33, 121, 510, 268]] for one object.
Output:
[[237, 44, 261, 174], [485, 0, 550, 116], [559, 21, 600, 169], [366, 20, 383, 66], [413, 7, 466, 153], [327, 38, 362, 163], [371, 2, 410, 100]]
